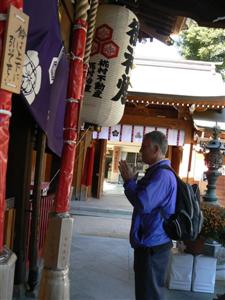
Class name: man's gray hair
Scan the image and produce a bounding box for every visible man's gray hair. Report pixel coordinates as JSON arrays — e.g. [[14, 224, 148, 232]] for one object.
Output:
[[144, 131, 168, 155]]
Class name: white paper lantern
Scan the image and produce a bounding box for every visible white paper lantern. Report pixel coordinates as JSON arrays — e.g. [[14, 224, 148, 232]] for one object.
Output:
[[81, 4, 139, 127]]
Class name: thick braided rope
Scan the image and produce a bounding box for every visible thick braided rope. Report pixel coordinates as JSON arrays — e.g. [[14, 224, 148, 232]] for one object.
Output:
[[84, 0, 99, 64], [75, 0, 90, 21]]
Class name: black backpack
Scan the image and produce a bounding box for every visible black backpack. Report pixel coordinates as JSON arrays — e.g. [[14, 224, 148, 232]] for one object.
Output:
[[160, 165, 204, 241]]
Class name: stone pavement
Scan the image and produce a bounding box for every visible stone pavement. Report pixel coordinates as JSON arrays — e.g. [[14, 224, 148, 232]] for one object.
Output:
[[69, 182, 225, 300]]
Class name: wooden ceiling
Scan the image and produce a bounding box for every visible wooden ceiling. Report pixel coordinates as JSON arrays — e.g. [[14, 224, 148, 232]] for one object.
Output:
[[103, 0, 225, 44]]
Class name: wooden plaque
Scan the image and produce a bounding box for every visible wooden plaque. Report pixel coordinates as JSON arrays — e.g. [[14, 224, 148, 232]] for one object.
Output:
[[0, 5, 29, 94]]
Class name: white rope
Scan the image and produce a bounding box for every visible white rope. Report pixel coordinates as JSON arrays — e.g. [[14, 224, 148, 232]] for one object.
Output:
[[46, 169, 60, 190], [64, 140, 77, 145], [213, 16, 225, 23], [0, 14, 7, 21], [66, 98, 79, 103], [63, 127, 77, 131], [70, 52, 83, 61], [0, 109, 12, 117], [73, 24, 87, 32]]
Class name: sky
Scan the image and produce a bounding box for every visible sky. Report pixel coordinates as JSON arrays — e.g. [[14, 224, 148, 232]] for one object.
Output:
[[134, 38, 182, 60]]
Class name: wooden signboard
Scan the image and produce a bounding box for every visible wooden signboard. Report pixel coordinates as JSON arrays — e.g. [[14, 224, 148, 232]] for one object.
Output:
[[0, 5, 29, 94]]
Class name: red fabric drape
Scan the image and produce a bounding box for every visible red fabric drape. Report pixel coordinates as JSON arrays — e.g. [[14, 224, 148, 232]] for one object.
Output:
[[0, 0, 23, 251], [55, 19, 87, 213]]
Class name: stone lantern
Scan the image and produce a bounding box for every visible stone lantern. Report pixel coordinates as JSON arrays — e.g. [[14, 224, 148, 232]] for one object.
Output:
[[201, 127, 225, 203]]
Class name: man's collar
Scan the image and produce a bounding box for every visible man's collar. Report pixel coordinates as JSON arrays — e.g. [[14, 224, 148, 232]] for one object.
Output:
[[145, 159, 169, 173]]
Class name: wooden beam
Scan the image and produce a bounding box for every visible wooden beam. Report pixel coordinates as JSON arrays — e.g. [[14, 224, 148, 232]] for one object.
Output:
[[128, 92, 225, 107], [61, 0, 73, 22], [124, 104, 178, 118], [59, 0, 73, 52], [121, 113, 191, 129]]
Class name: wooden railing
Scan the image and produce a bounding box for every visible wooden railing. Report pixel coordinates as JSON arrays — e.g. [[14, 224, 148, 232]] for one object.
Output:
[[4, 197, 16, 249], [25, 193, 55, 261]]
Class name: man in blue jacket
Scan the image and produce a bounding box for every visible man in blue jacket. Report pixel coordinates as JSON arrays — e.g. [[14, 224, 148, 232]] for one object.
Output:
[[119, 131, 177, 300]]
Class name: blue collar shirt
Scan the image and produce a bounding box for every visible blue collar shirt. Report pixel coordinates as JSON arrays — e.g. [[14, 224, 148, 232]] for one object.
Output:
[[124, 159, 177, 248]]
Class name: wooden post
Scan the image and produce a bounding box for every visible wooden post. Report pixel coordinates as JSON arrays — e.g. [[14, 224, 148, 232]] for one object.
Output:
[[110, 146, 121, 183], [171, 146, 183, 175], [186, 143, 193, 183], [73, 129, 92, 200], [4, 198, 15, 249], [92, 139, 107, 198], [6, 99, 34, 295], [27, 130, 46, 293]]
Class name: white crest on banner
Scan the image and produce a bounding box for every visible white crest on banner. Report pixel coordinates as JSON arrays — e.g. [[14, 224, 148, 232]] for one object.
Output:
[[21, 50, 42, 104], [110, 125, 121, 142], [93, 125, 185, 146], [133, 126, 144, 143]]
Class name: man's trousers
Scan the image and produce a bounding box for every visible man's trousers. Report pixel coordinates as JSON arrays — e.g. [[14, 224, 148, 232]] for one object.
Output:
[[134, 245, 171, 300]]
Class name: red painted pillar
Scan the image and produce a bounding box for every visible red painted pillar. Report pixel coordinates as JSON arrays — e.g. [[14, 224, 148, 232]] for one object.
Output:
[[54, 19, 87, 213], [0, 0, 23, 252], [81, 145, 95, 186]]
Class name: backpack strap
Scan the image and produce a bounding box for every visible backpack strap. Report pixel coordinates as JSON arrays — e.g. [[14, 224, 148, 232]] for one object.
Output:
[[157, 164, 178, 179], [142, 163, 177, 180], [139, 164, 178, 188], [155, 165, 178, 221], [138, 163, 164, 186], [140, 164, 177, 218]]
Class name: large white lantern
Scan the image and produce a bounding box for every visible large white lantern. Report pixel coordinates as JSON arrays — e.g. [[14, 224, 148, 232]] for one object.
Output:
[[81, 4, 139, 127]]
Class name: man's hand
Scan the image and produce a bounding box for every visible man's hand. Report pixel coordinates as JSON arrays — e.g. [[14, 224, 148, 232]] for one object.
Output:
[[119, 160, 136, 182]]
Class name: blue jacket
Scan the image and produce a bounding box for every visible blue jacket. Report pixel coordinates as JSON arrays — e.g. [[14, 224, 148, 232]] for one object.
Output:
[[124, 159, 177, 248]]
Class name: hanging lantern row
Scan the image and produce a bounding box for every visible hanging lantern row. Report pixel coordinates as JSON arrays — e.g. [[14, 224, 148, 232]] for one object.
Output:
[[81, 4, 139, 127], [126, 98, 225, 109]]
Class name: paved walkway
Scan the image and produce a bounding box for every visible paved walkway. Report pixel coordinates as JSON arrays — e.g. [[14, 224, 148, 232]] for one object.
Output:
[[69, 182, 225, 300]]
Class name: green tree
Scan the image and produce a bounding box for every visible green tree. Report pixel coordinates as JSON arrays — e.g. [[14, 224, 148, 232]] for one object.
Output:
[[176, 23, 225, 79]]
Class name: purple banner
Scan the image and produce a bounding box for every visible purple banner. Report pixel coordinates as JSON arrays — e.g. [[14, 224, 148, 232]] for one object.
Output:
[[21, 0, 68, 156]]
